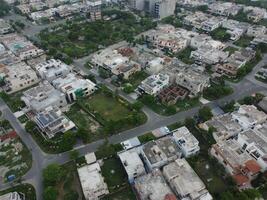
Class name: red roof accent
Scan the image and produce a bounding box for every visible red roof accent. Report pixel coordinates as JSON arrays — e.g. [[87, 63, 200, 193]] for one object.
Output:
[[0, 130, 18, 141], [245, 160, 261, 174], [232, 174, 249, 186], [164, 194, 177, 200]]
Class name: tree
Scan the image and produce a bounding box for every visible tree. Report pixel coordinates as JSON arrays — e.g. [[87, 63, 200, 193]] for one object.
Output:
[[198, 106, 213, 122], [76, 128, 90, 143], [59, 131, 76, 151], [64, 191, 79, 200], [0, 0, 10, 17], [185, 117, 196, 129], [69, 150, 79, 161], [43, 164, 63, 186], [43, 186, 58, 200], [131, 101, 143, 111], [25, 121, 37, 134]]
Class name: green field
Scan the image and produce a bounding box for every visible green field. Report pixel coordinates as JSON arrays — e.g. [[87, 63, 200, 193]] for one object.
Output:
[[88, 93, 131, 121]]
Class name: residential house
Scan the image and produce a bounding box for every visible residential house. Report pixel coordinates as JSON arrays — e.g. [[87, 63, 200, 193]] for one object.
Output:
[[158, 84, 188, 105], [52, 73, 96, 102], [0, 34, 44, 60], [237, 125, 267, 171], [118, 148, 146, 183], [21, 81, 67, 112], [35, 59, 72, 82], [163, 159, 213, 200], [0, 19, 13, 35], [216, 48, 256, 77], [134, 169, 176, 200], [200, 113, 243, 142], [246, 25, 266, 37], [34, 106, 76, 138], [4, 62, 39, 94], [138, 73, 169, 96], [172, 126, 200, 157], [211, 139, 261, 186], [78, 162, 109, 200], [175, 68, 210, 97], [141, 136, 181, 171]]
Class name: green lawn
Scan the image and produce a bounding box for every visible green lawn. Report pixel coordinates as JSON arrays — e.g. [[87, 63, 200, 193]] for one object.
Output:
[[0, 184, 36, 200], [188, 157, 228, 195], [101, 157, 127, 192], [0, 92, 25, 112], [125, 71, 149, 89], [140, 95, 200, 116], [234, 35, 254, 47], [101, 185, 136, 200], [65, 103, 99, 131], [87, 93, 131, 121], [138, 132, 156, 144], [176, 47, 195, 64], [224, 46, 238, 55]]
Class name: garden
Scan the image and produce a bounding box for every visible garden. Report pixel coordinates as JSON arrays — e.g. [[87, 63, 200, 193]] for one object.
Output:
[[39, 10, 156, 60]]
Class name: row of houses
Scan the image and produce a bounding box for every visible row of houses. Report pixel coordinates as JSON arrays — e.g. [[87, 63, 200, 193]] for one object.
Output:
[[18, 58, 96, 138], [200, 104, 267, 187], [116, 127, 211, 200]]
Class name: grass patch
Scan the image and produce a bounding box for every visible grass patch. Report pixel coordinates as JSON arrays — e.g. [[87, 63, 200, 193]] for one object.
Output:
[[0, 184, 36, 200], [187, 156, 228, 195], [234, 35, 254, 48], [87, 93, 131, 120], [224, 46, 238, 55], [176, 47, 195, 64], [78, 89, 147, 134], [124, 71, 149, 89], [210, 27, 231, 42], [18, 115, 28, 124], [138, 132, 156, 144], [167, 122, 183, 131], [101, 185, 136, 200], [140, 94, 200, 116], [101, 157, 127, 192], [0, 92, 25, 112]]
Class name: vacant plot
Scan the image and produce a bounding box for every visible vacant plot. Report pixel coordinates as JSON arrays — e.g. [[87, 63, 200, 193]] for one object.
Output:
[[0, 92, 25, 112], [65, 103, 100, 133], [234, 35, 254, 47], [188, 157, 228, 195], [87, 93, 131, 121], [101, 185, 136, 200], [101, 157, 127, 192]]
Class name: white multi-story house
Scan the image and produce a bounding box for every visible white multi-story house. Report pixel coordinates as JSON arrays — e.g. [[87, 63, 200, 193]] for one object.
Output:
[[118, 148, 146, 183], [175, 68, 210, 97], [237, 125, 267, 171], [172, 126, 200, 157], [21, 81, 67, 112], [52, 73, 96, 103], [78, 162, 109, 200], [35, 59, 72, 82], [34, 106, 76, 139], [138, 73, 169, 96]]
